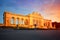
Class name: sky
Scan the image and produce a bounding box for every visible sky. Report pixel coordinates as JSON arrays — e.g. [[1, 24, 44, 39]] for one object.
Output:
[[0, 0, 60, 23]]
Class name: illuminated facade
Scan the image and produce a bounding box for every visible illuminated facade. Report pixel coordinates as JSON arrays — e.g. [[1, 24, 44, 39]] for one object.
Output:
[[3, 11, 55, 29]]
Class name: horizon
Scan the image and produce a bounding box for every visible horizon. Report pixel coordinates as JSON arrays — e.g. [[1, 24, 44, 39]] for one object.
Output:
[[0, 0, 60, 23]]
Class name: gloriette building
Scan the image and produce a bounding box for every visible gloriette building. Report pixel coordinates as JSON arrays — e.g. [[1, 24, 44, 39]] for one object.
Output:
[[2, 11, 55, 29]]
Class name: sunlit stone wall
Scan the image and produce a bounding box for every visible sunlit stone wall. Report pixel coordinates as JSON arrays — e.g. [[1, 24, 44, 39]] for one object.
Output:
[[3, 11, 54, 29]]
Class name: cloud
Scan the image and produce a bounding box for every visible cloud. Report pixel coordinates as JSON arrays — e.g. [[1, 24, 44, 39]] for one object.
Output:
[[22, 0, 60, 22], [36, 0, 60, 22], [0, 0, 60, 22]]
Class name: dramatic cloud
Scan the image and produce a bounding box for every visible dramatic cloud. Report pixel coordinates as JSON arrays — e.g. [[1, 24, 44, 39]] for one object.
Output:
[[0, 0, 60, 23], [41, 0, 60, 22]]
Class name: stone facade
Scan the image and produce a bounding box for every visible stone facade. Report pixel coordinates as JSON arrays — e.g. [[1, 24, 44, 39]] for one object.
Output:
[[3, 11, 55, 29]]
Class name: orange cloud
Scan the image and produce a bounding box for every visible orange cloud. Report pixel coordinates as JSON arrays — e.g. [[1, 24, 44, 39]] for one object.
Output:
[[39, 1, 60, 22]]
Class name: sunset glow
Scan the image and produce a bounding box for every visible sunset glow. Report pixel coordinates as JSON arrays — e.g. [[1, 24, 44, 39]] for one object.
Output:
[[0, 0, 60, 23]]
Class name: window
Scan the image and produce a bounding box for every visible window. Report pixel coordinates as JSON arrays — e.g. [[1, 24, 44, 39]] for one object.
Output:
[[11, 17, 14, 24], [20, 19, 24, 24], [25, 19, 28, 25], [16, 18, 19, 24]]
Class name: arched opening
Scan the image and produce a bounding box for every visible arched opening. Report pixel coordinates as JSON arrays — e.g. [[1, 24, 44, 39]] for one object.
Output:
[[25, 19, 28, 25], [16, 18, 19, 24], [16, 18, 19, 29], [33, 19, 37, 29], [20, 18, 24, 24], [10, 17, 14, 24]]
